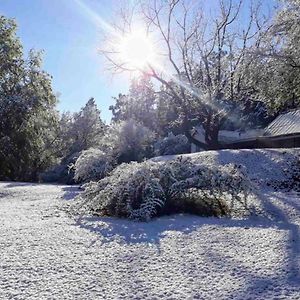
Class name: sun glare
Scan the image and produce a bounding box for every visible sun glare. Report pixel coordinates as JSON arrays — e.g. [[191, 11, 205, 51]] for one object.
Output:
[[118, 30, 156, 69]]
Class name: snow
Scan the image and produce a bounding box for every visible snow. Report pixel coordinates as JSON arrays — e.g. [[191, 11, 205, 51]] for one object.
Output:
[[1, 149, 300, 299], [152, 148, 299, 186]]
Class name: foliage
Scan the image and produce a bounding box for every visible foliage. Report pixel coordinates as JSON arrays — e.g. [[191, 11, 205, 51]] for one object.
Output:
[[46, 118, 154, 183], [156, 85, 184, 136], [222, 100, 272, 131], [110, 75, 158, 132], [41, 99, 107, 184], [154, 133, 190, 156], [75, 157, 252, 221], [99, 119, 156, 163], [39, 152, 80, 184], [247, 0, 300, 113], [73, 148, 114, 183], [68, 98, 106, 154], [2, 1, 300, 184], [0, 16, 59, 181]]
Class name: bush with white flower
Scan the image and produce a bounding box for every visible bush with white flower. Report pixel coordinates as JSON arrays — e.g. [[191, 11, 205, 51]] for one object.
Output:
[[75, 157, 253, 221]]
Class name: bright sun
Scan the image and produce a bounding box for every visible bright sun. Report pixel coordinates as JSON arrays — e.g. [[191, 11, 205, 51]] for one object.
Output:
[[118, 30, 156, 69]]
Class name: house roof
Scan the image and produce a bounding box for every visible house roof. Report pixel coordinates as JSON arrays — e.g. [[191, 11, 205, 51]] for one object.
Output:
[[264, 109, 300, 137]]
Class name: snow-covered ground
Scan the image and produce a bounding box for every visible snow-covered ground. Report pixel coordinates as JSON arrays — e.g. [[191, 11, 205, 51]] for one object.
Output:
[[152, 148, 299, 187], [1, 149, 300, 299]]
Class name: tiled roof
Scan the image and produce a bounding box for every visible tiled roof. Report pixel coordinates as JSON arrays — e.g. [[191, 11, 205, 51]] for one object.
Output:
[[264, 109, 300, 136]]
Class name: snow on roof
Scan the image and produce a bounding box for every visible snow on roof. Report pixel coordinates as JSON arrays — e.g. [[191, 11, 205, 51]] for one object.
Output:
[[264, 109, 300, 137]]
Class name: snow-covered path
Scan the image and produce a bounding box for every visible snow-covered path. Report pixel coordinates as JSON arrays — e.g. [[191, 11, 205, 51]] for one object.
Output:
[[0, 182, 300, 300]]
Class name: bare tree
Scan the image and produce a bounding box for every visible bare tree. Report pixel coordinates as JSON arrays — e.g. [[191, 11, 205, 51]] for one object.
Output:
[[100, 0, 270, 149]]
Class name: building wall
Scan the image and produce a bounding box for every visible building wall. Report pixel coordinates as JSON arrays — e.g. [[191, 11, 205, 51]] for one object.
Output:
[[221, 135, 300, 150]]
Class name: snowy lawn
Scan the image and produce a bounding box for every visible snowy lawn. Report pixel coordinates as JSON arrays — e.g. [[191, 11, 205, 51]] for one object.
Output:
[[0, 180, 300, 299]]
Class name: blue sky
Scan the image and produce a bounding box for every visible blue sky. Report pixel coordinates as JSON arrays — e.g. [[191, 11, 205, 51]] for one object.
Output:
[[0, 0, 277, 123], [0, 0, 130, 122]]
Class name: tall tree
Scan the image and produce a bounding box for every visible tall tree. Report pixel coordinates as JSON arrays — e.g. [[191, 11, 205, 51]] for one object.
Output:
[[156, 84, 185, 136], [110, 75, 158, 132], [0, 16, 59, 181], [68, 98, 106, 154], [247, 0, 300, 112]]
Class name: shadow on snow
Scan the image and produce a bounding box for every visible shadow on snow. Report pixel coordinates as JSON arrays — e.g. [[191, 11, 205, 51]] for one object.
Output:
[[61, 185, 81, 200]]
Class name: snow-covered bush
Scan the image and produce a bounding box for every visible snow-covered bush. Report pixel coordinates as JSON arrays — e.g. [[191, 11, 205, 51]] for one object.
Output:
[[154, 133, 190, 156], [40, 152, 80, 184], [73, 148, 114, 183], [99, 119, 155, 163], [75, 157, 253, 221]]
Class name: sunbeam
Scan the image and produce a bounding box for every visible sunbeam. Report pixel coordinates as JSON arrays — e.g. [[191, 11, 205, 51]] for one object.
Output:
[[73, 0, 120, 39], [73, 0, 239, 126]]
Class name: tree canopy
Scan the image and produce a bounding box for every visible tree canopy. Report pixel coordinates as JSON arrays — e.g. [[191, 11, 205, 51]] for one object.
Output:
[[0, 16, 59, 181]]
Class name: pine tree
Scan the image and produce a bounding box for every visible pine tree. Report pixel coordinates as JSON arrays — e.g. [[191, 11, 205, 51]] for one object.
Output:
[[109, 75, 158, 132], [69, 98, 106, 154], [156, 85, 183, 136]]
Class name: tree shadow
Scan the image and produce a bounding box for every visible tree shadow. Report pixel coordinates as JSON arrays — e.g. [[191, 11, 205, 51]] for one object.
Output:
[[201, 247, 287, 299], [258, 191, 300, 284], [222, 189, 300, 300], [76, 213, 277, 248], [70, 184, 300, 298], [275, 191, 300, 213], [0, 191, 10, 198], [214, 149, 300, 284], [61, 185, 81, 200], [191, 191, 300, 299]]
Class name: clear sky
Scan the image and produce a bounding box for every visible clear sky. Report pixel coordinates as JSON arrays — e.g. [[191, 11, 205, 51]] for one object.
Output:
[[0, 0, 277, 123], [0, 0, 130, 122]]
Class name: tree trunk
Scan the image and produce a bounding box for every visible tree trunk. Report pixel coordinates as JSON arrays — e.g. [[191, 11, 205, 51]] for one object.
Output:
[[206, 126, 220, 150], [185, 129, 209, 150], [182, 114, 221, 151], [203, 113, 221, 150], [182, 116, 209, 150]]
